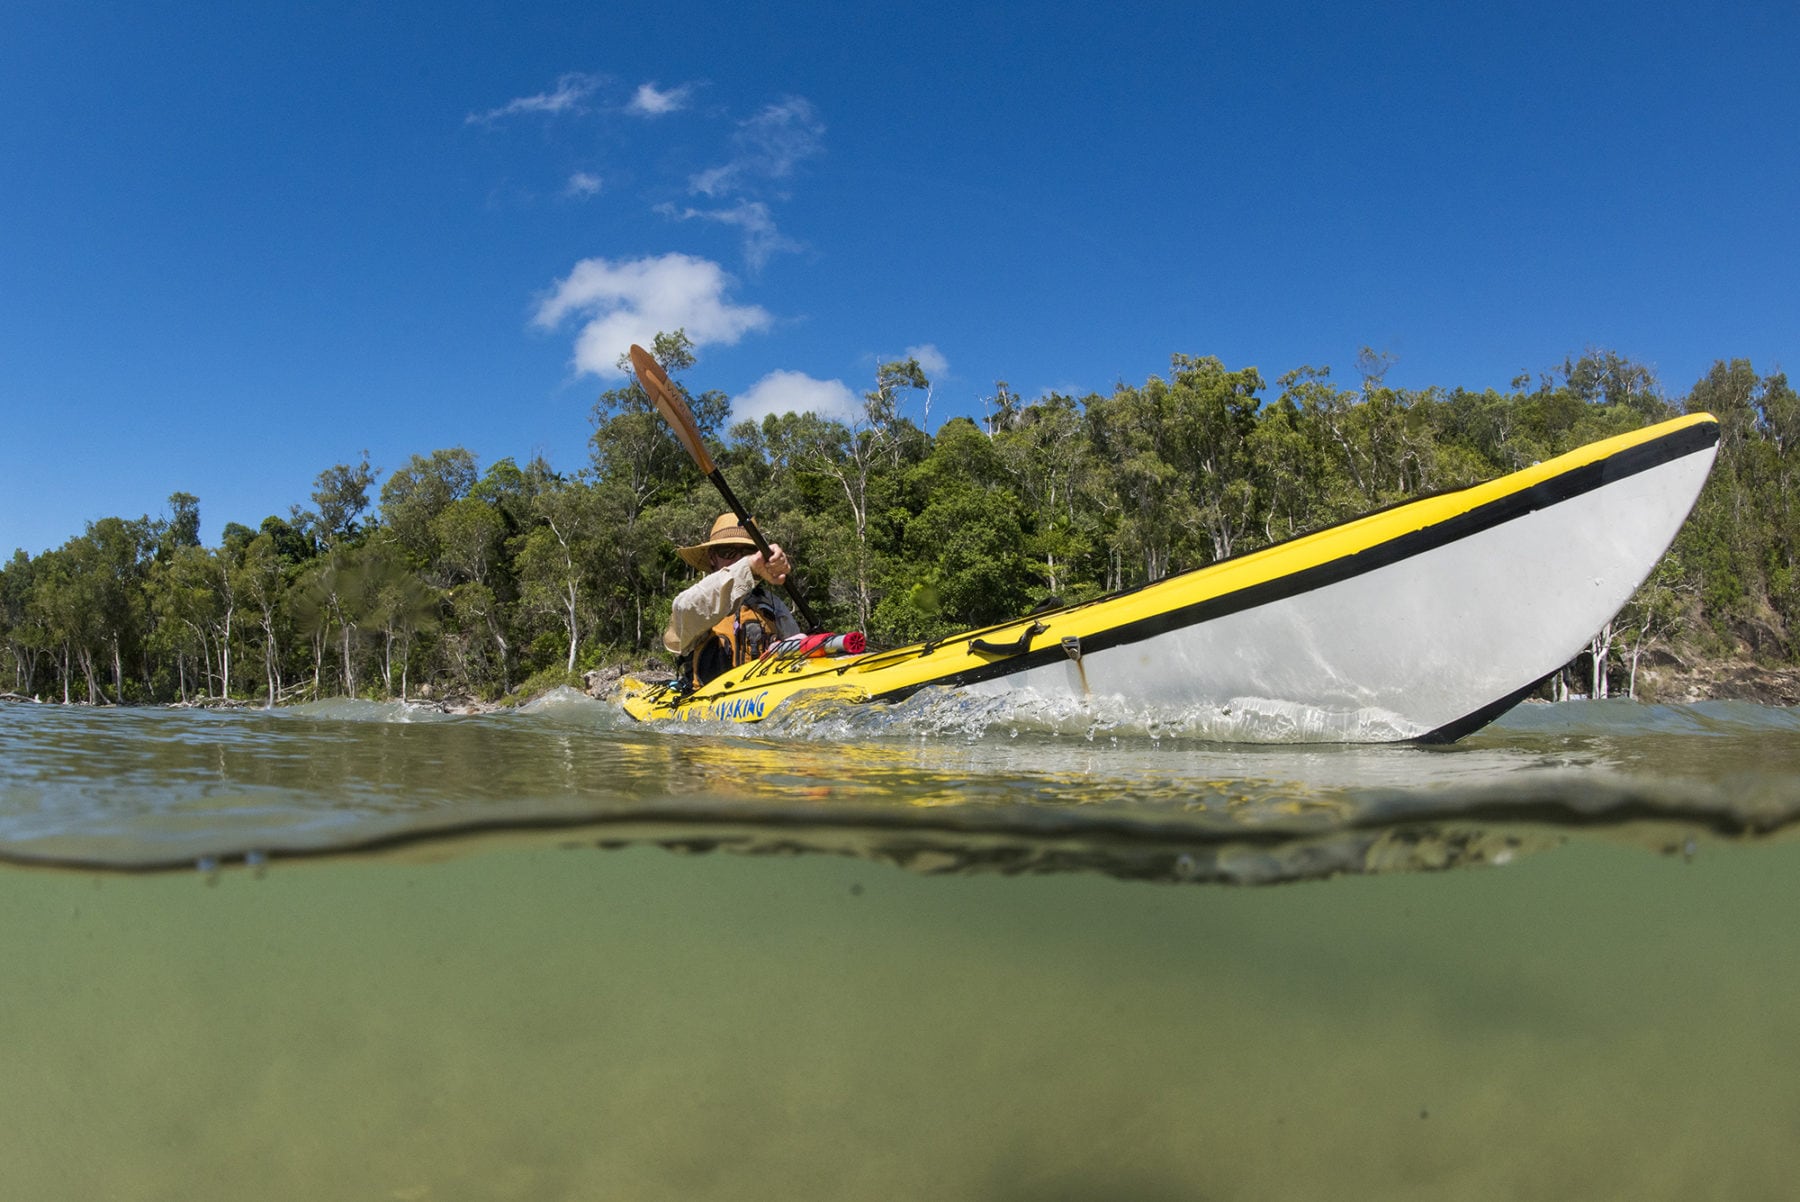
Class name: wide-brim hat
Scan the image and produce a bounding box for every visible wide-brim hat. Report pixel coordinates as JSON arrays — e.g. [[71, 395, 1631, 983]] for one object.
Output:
[[677, 512, 758, 571]]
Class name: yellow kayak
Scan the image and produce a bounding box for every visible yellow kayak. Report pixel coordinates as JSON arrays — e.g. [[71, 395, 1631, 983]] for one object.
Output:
[[621, 412, 1719, 743]]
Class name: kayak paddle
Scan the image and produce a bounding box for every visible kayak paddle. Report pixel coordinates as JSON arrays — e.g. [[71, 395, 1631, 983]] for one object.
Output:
[[628, 343, 822, 633]]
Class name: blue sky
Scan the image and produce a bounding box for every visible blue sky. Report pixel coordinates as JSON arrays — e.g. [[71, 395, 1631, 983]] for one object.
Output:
[[3, 0, 1795, 556]]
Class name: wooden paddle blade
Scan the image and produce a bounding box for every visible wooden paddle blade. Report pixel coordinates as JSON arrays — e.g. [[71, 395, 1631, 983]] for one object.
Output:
[[629, 344, 716, 475]]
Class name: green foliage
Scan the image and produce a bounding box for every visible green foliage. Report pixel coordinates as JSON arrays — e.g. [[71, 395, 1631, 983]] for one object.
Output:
[[1, 342, 1785, 707], [161, 493, 202, 558], [379, 447, 478, 562], [308, 454, 378, 544], [870, 418, 1034, 643]]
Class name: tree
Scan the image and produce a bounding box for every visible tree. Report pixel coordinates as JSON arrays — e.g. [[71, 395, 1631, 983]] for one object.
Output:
[[1084, 355, 1263, 583], [873, 418, 1033, 642], [993, 391, 1102, 599], [0, 550, 46, 696], [310, 454, 378, 544], [473, 456, 553, 534], [515, 479, 602, 673], [1278, 364, 1436, 513], [1164, 354, 1264, 563], [27, 547, 95, 703], [1617, 555, 1690, 698], [220, 522, 257, 556], [78, 517, 157, 702], [259, 513, 315, 565], [287, 559, 336, 698], [1247, 392, 1337, 544], [288, 546, 395, 698], [150, 543, 231, 700], [434, 496, 513, 693], [781, 357, 930, 631], [356, 538, 438, 699], [983, 381, 1023, 437], [379, 448, 479, 562], [235, 533, 288, 705], [1563, 349, 1669, 419], [161, 492, 202, 559]]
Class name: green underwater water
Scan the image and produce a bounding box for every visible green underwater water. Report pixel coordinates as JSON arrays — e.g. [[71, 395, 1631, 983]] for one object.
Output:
[[2, 695, 1798, 1200]]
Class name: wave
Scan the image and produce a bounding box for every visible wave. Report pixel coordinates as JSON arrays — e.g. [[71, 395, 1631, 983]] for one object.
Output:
[[258, 686, 1800, 746], [668, 686, 1800, 747], [282, 688, 635, 730], [1483, 697, 1800, 738]]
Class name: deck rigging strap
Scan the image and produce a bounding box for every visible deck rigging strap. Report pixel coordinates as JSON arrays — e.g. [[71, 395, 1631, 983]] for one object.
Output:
[[969, 621, 1048, 656]]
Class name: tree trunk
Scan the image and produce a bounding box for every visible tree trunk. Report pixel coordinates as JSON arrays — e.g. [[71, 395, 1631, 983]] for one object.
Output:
[[488, 619, 510, 693], [78, 647, 100, 705], [265, 627, 279, 708], [564, 579, 579, 672], [340, 621, 356, 697], [1589, 622, 1614, 700], [218, 603, 233, 699], [194, 624, 215, 697]]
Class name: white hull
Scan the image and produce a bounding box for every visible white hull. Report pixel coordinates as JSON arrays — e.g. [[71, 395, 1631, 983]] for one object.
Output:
[[964, 433, 1717, 741]]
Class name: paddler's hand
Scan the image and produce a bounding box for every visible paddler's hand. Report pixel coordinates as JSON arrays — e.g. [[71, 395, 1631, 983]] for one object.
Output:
[[751, 543, 790, 586]]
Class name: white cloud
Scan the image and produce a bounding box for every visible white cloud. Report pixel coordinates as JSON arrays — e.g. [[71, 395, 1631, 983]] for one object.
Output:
[[733, 370, 861, 425], [689, 96, 825, 197], [687, 162, 735, 198], [532, 253, 774, 378], [467, 73, 600, 124], [655, 198, 800, 269], [628, 82, 693, 116], [563, 171, 602, 199], [905, 343, 949, 380]]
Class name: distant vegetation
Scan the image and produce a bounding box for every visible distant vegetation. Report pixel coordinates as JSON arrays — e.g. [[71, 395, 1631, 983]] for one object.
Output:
[[2, 331, 1793, 706]]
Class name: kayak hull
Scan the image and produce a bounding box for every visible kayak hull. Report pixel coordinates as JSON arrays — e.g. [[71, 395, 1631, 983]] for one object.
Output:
[[620, 413, 1719, 742]]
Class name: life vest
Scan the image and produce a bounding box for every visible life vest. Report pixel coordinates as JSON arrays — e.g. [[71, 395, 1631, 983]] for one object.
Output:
[[677, 590, 790, 691]]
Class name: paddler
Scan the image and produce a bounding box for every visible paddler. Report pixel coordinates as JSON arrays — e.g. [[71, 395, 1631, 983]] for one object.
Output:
[[663, 513, 802, 690]]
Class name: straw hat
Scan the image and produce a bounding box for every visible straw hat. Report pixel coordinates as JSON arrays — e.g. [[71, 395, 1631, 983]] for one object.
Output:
[[677, 512, 759, 571]]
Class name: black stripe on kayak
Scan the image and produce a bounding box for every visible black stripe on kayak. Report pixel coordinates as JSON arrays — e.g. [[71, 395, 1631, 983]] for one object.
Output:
[[1414, 674, 1555, 744], [866, 419, 1720, 738]]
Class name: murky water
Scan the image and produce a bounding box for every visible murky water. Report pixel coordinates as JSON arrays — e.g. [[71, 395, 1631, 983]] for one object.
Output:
[[2, 691, 1798, 1200]]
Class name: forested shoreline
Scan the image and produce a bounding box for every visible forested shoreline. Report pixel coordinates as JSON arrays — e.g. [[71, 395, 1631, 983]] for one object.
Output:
[[3, 333, 1795, 708]]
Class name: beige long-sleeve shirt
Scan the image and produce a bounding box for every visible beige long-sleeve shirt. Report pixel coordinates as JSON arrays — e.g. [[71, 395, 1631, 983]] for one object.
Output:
[[662, 559, 798, 654]]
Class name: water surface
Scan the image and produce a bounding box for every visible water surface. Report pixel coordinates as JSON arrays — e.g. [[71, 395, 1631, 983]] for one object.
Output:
[[2, 693, 1797, 1200]]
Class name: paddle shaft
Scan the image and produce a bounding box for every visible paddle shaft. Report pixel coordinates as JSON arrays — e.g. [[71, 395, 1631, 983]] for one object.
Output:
[[705, 469, 823, 631]]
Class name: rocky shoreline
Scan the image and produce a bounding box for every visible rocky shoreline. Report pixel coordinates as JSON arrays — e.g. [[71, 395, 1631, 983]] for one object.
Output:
[[1630, 661, 1800, 707]]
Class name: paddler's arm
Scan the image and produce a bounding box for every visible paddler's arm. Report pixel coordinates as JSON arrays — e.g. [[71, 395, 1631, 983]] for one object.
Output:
[[661, 545, 793, 653]]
